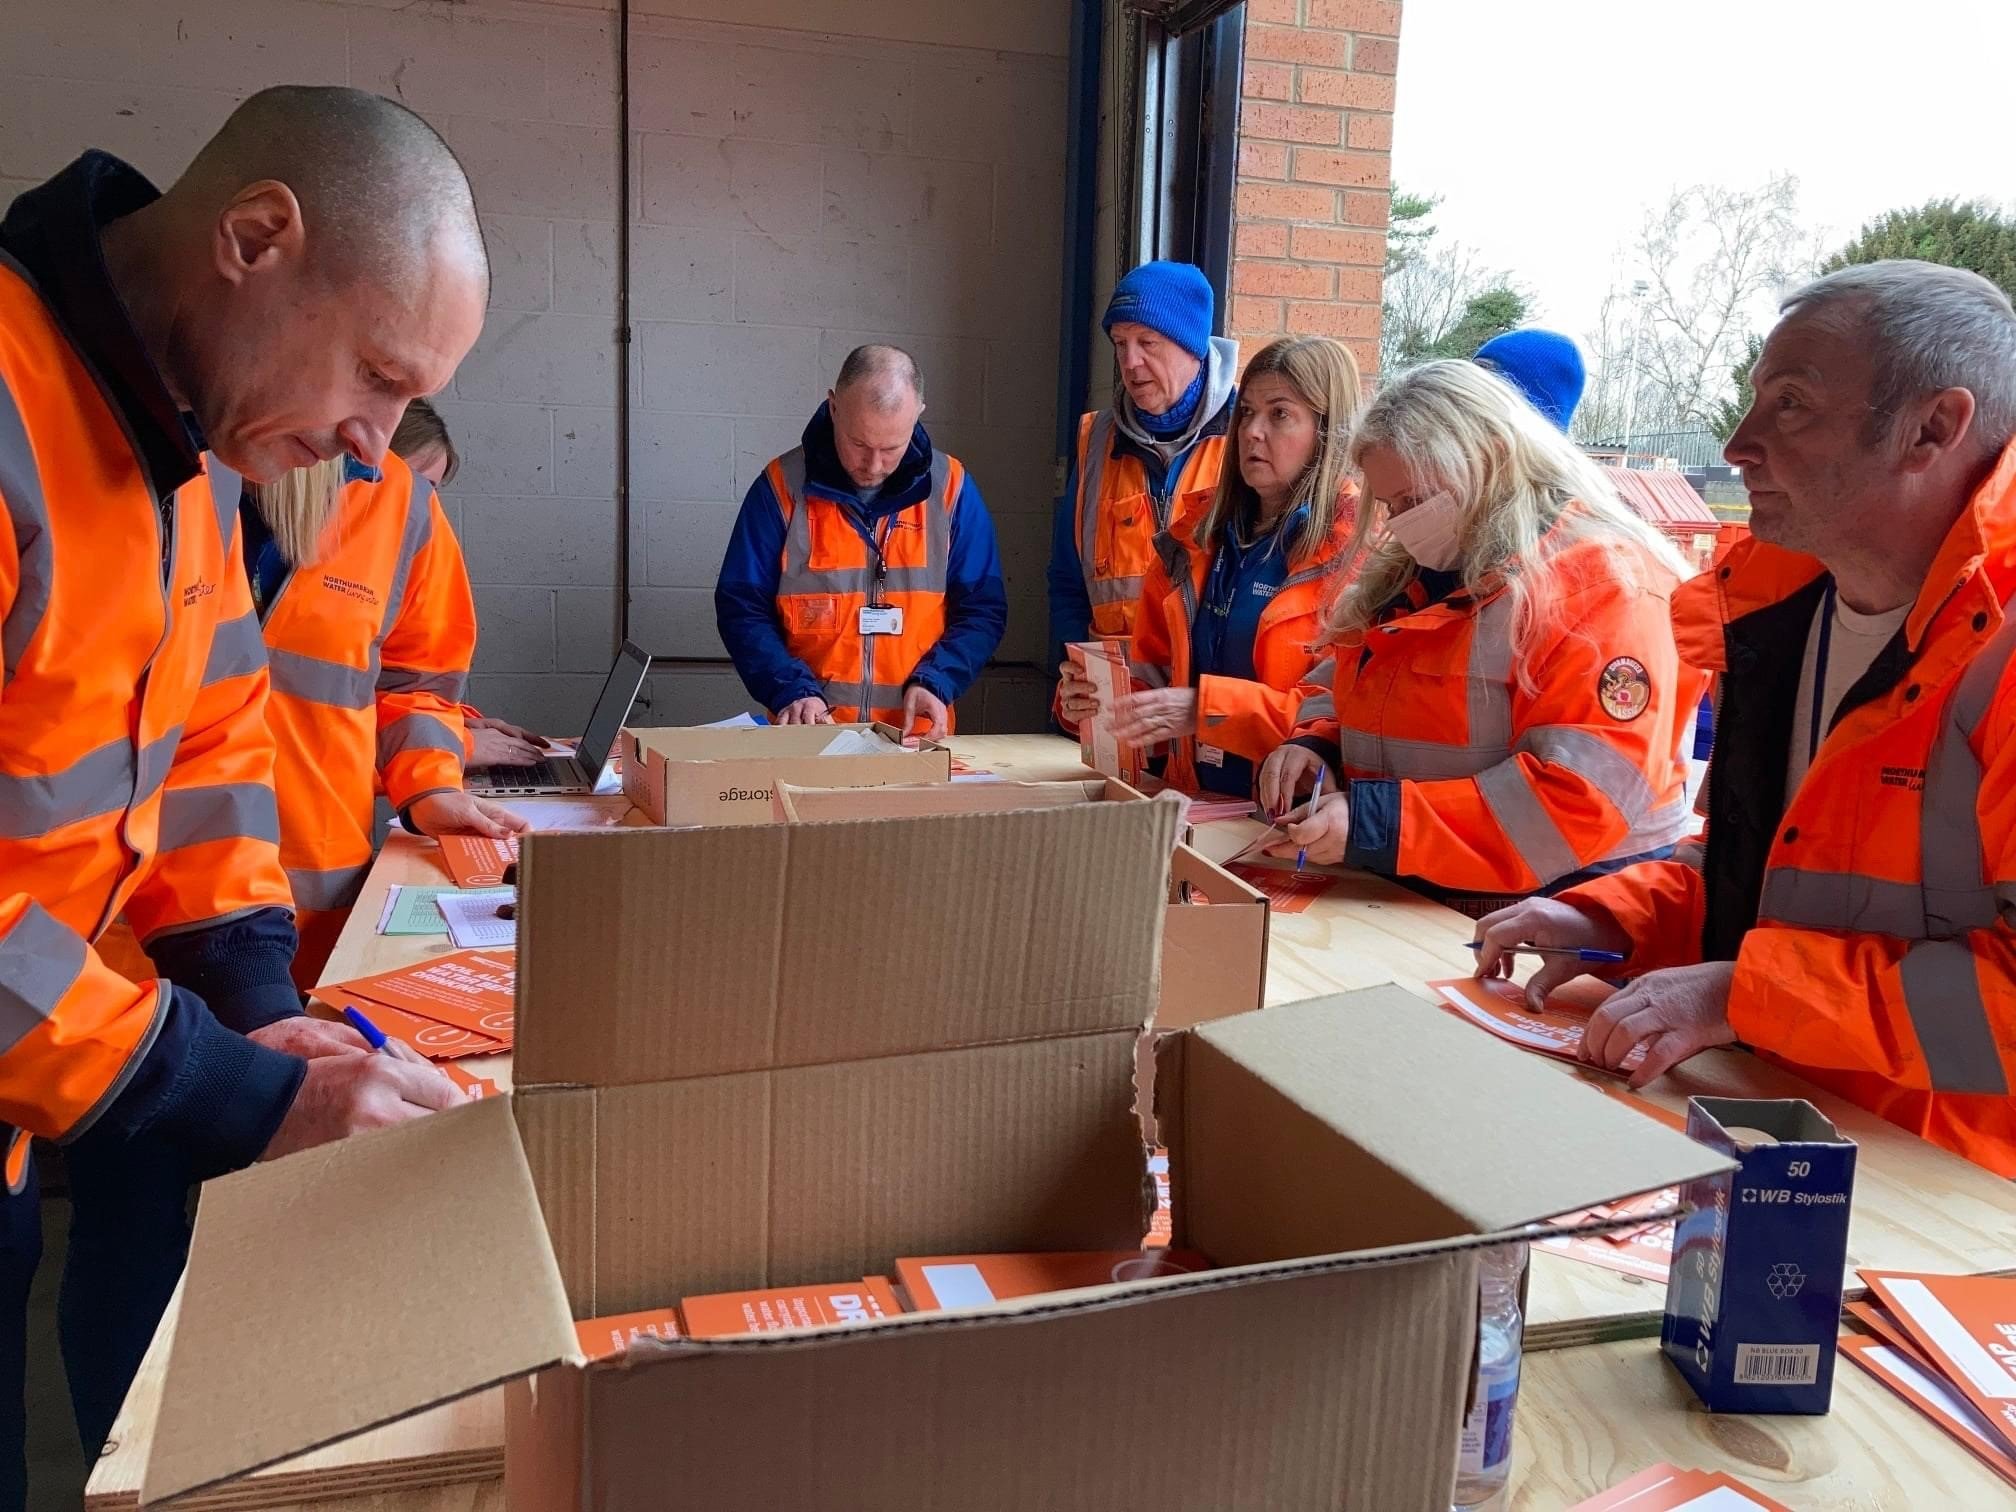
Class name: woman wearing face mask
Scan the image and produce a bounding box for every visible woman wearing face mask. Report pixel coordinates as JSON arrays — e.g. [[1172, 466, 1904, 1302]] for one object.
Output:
[[1060, 336, 1362, 796], [1257, 360, 1707, 914]]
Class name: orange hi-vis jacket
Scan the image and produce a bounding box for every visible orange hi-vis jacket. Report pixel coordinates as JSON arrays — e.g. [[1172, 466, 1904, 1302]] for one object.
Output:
[[0, 254, 292, 1168], [1289, 526, 1706, 902], [260, 454, 474, 983], [1563, 451, 2016, 1177], [1129, 502, 1354, 793], [767, 446, 964, 727], [1071, 408, 1229, 641]]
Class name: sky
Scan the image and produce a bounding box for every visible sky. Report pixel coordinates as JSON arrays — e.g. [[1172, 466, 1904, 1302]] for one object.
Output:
[[1390, 0, 2016, 345]]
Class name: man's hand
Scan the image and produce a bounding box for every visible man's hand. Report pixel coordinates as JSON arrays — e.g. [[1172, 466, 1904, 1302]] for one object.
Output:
[[249, 1017, 369, 1060], [777, 696, 834, 725], [1112, 688, 1198, 744], [259, 1051, 465, 1161], [1056, 660, 1101, 723], [1472, 898, 1632, 1007], [1581, 961, 1738, 1087], [408, 791, 530, 838], [1263, 790, 1351, 865], [902, 684, 950, 741], [1257, 744, 1330, 819], [469, 720, 545, 767]]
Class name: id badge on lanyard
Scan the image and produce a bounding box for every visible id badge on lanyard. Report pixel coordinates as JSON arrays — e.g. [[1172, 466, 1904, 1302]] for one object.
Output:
[[859, 514, 903, 637]]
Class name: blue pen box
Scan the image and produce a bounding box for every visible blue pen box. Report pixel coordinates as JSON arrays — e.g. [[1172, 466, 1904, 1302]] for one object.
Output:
[[1661, 1097, 1858, 1414]]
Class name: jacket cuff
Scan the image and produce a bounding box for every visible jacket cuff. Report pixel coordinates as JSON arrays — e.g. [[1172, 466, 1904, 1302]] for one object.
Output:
[[904, 667, 954, 704], [206, 980, 306, 1036], [1343, 778, 1401, 873], [146, 911, 303, 1036]]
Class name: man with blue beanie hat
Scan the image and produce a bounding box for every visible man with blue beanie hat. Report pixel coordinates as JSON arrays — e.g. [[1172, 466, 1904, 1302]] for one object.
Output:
[[1474, 328, 1587, 431], [1047, 260, 1238, 724]]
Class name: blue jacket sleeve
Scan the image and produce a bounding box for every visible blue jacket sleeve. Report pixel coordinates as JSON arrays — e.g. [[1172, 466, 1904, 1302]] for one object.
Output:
[[908, 475, 1007, 704], [1046, 460, 1093, 673], [714, 473, 824, 713], [147, 905, 303, 1036]]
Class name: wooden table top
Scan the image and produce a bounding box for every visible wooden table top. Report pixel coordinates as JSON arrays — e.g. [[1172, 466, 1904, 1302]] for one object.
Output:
[[86, 735, 2016, 1512]]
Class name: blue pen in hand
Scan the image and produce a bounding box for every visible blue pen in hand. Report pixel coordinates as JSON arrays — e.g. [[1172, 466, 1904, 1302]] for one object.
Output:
[[1295, 764, 1326, 874], [342, 1005, 393, 1054], [1465, 941, 1628, 965]]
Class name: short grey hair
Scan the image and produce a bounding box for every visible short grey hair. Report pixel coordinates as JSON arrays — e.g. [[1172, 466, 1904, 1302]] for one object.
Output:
[[834, 343, 924, 412], [1780, 259, 2016, 456]]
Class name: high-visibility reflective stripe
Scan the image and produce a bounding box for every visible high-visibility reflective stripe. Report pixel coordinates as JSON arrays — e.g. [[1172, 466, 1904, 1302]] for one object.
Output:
[[0, 726, 186, 839], [0, 378, 52, 687], [0, 903, 85, 1056], [1078, 411, 1113, 581], [288, 862, 371, 912], [377, 664, 469, 701], [1129, 659, 1171, 689], [201, 610, 267, 686], [204, 459, 242, 553], [133, 727, 183, 810], [1342, 594, 1518, 778], [1517, 726, 1657, 825], [155, 782, 282, 851], [773, 450, 955, 600], [379, 474, 433, 638], [1466, 595, 1516, 752], [1617, 795, 1693, 857], [820, 680, 908, 710], [1297, 655, 1337, 727], [1760, 868, 1935, 939], [1474, 758, 1582, 885], [269, 647, 375, 709], [377, 713, 463, 766], [1340, 728, 1507, 780], [1898, 936, 2009, 1094], [1920, 612, 2016, 935], [1088, 574, 1144, 606]]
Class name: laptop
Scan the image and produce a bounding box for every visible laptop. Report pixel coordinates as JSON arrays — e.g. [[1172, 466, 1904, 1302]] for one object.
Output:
[[466, 641, 652, 796]]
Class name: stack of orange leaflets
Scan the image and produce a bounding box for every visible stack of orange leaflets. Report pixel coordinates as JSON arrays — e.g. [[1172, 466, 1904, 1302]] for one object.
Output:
[[1224, 863, 1336, 914], [573, 1306, 685, 1362], [437, 834, 518, 888], [1538, 1186, 1681, 1282], [896, 1250, 1213, 1310], [681, 1277, 902, 1337], [314, 948, 516, 1060], [1838, 1271, 2016, 1489], [1430, 975, 1645, 1076], [1568, 1463, 1792, 1510], [1067, 639, 1142, 783]]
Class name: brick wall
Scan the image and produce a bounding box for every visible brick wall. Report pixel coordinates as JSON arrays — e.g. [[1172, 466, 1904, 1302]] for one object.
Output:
[[1228, 0, 1400, 376], [0, 0, 1065, 734]]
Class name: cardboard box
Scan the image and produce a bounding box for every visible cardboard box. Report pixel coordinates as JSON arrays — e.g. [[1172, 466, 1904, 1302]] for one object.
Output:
[[1661, 1097, 1858, 1414], [771, 779, 1269, 1033], [140, 787, 1727, 1512], [572, 1307, 684, 1363], [619, 722, 949, 827], [898, 1250, 1213, 1310], [682, 1276, 903, 1337]]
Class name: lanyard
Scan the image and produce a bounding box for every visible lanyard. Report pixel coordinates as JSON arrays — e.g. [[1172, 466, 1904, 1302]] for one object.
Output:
[[1807, 581, 1836, 764], [850, 510, 896, 607]]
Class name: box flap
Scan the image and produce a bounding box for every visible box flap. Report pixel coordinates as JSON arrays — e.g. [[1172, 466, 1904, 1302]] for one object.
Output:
[[516, 799, 1178, 1087], [1176, 989, 1733, 1251], [775, 779, 1115, 822], [141, 1097, 577, 1505], [626, 721, 929, 763]]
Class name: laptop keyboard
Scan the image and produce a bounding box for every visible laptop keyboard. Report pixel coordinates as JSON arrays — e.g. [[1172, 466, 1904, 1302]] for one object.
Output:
[[475, 757, 582, 787]]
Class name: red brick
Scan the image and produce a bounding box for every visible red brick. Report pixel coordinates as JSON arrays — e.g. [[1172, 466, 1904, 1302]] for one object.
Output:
[[1286, 301, 1381, 339], [1234, 261, 1334, 299], [1243, 59, 1294, 102], [1334, 267, 1384, 303], [1292, 148, 1390, 189], [1308, 0, 1401, 36], [1246, 0, 1301, 21], [1239, 101, 1344, 146], [1246, 23, 1350, 66], [1237, 182, 1338, 221], [1291, 224, 1385, 265], [1231, 295, 1284, 337], [1240, 140, 1290, 180], [1354, 36, 1401, 73], [1346, 112, 1394, 151], [1299, 68, 1397, 111], [1342, 190, 1391, 228], [1348, 337, 1380, 376], [1237, 222, 1291, 258]]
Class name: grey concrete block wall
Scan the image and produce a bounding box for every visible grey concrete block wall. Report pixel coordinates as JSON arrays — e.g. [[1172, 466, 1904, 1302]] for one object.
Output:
[[0, 0, 1069, 736]]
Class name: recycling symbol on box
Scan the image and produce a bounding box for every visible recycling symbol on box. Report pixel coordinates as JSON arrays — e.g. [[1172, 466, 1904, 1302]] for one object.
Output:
[[1765, 1262, 1806, 1300]]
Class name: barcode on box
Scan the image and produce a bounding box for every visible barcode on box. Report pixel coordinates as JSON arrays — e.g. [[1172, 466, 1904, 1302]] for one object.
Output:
[[1734, 1343, 1820, 1385]]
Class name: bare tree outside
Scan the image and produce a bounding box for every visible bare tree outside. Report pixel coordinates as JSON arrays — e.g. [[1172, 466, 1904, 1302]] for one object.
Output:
[[1380, 188, 1531, 372]]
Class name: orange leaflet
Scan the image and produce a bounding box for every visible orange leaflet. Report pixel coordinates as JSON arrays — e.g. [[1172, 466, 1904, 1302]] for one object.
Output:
[[1839, 1334, 2016, 1489], [1430, 975, 1644, 1076], [1567, 1462, 1793, 1510], [680, 1277, 902, 1338], [1224, 863, 1337, 914], [307, 986, 507, 1061], [1859, 1271, 2016, 1451], [573, 1307, 685, 1362], [437, 834, 518, 888], [325, 948, 517, 1043]]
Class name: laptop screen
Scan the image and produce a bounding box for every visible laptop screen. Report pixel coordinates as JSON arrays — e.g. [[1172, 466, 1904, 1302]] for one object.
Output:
[[576, 641, 652, 772]]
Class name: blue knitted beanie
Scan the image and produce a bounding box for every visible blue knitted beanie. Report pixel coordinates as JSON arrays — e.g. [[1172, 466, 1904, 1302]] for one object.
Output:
[[1475, 329, 1587, 431], [1102, 261, 1214, 361]]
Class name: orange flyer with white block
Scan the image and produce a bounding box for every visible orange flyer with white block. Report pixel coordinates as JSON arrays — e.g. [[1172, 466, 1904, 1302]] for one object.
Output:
[[1430, 975, 1643, 1075], [1567, 1461, 1793, 1510], [897, 1250, 1213, 1310], [680, 1276, 902, 1338], [325, 949, 517, 1043], [438, 834, 518, 888], [573, 1307, 685, 1363], [1859, 1271, 2016, 1450], [1839, 1333, 2016, 1489], [309, 987, 507, 1060]]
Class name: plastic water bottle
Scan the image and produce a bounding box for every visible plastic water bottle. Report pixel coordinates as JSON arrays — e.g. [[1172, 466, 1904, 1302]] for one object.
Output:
[[1453, 1242, 1528, 1510]]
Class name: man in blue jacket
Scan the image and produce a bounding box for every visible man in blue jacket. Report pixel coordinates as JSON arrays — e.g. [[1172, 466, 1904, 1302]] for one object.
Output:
[[715, 345, 1007, 737]]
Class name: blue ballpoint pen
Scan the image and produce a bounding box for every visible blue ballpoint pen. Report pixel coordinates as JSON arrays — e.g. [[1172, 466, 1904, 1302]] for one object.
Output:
[[1465, 941, 1628, 965], [1296, 764, 1326, 874], [342, 1004, 394, 1054]]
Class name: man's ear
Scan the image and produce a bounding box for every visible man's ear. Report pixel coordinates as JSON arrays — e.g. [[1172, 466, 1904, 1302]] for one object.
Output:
[[212, 180, 305, 287], [1899, 386, 1978, 475]]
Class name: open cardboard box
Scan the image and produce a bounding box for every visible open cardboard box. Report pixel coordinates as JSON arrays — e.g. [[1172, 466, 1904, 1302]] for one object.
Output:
[[771, 777, 1270, 1032], [139, 799, 1730, 1510], [619, 721, 948, 826]]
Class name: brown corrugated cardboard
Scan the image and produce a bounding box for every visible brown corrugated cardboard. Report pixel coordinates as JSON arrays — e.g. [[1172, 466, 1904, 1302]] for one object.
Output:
[[619, 722, 949, 826], [144, 949, 1730, 1512]]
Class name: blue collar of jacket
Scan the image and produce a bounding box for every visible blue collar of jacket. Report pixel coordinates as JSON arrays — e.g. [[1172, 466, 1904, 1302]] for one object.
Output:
[[1106, 388, 1235, 470], [0, 151, 205, 500], [800, 400, 935, 519]]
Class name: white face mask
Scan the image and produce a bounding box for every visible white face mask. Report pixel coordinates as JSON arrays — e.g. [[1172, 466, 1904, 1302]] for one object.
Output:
[[1381, 490, 1465, 571]]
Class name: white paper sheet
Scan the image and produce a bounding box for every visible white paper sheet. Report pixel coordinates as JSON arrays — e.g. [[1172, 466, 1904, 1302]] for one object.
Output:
[[820, 728, 901, 757], [437, 888, 517, 949]]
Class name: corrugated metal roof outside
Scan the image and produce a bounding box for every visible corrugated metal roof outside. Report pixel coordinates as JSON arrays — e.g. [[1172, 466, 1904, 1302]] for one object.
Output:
[[1604, 466, 1721, 530]]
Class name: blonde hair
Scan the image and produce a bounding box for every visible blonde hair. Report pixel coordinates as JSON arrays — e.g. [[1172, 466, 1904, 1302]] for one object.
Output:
[[1328, 360, 1686, 685], [391, 396, 461, 485], [1199, 335, 1363, 565], [252, 457, 347, 567]]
